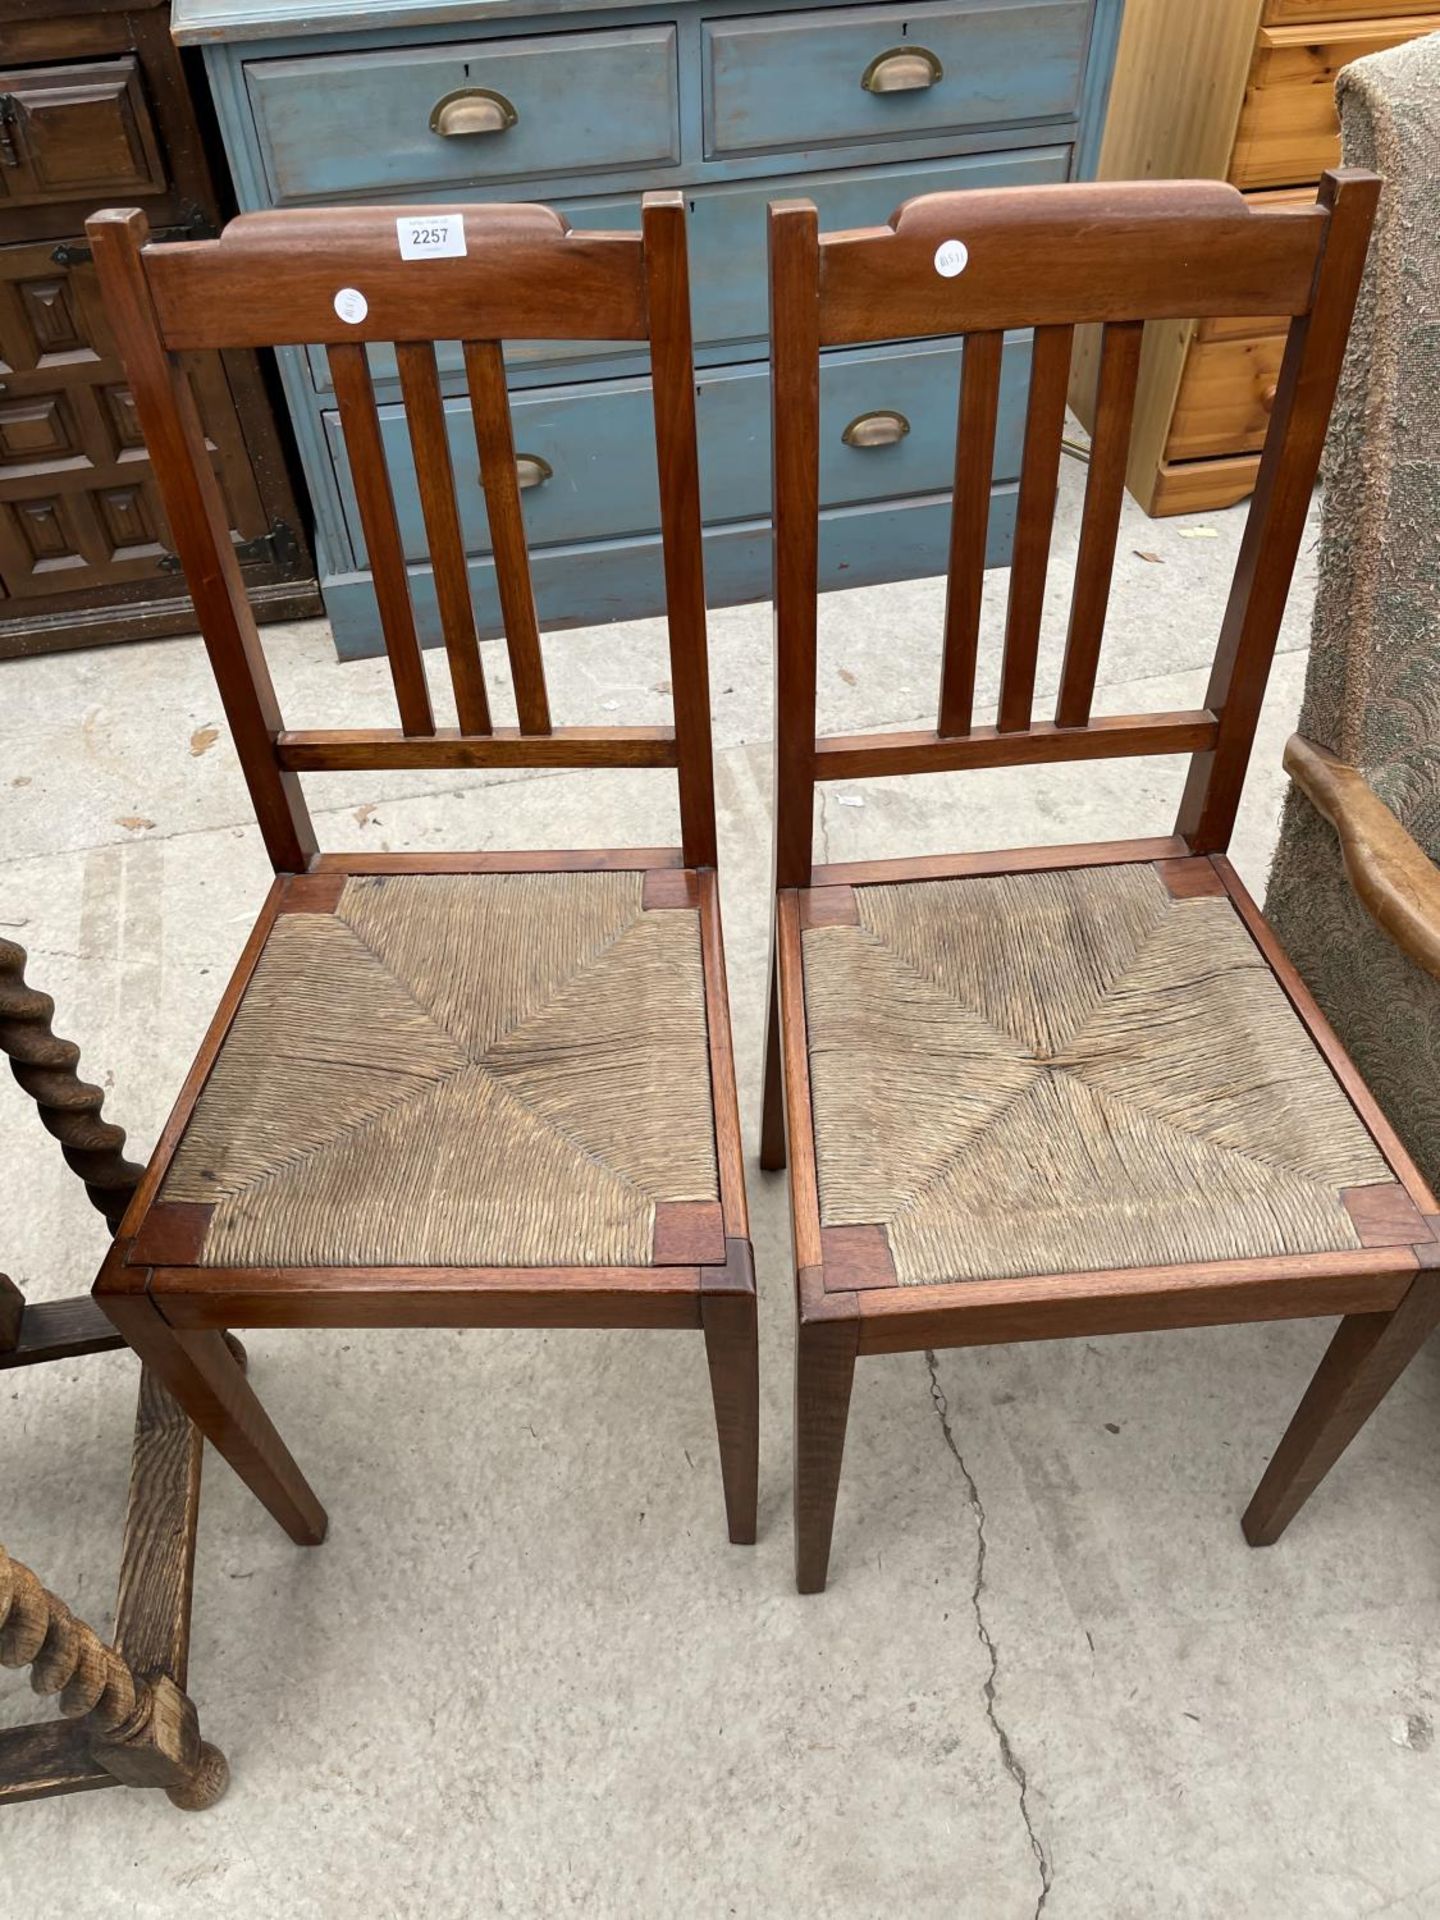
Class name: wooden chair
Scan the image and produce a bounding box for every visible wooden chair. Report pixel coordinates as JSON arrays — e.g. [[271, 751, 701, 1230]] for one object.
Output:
[[1, 934, 228, 1810], [762, 172, 1440, 1593], [1, 1527, 226, 1813], [85, 195, 756, 1555]]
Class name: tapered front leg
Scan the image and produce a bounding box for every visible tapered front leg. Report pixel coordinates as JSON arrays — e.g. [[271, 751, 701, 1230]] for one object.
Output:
[[1244, 1271, 1440, 1546], [794, 1312, 858, 1592], [98, 1284, 327, 1548], [760, 945, 787, 1173], [701, 1272, 759, 1545]]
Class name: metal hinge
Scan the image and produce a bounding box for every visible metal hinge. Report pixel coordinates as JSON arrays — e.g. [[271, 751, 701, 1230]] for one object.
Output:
[[52, 204, 217, 270], [158, 519, 301, 575], [235, 519, 301, 569]]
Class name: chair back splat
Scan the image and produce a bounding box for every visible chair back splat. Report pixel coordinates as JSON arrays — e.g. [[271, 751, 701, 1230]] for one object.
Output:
[[768, 173, 1381, 888], [86, 196, 718, 873]]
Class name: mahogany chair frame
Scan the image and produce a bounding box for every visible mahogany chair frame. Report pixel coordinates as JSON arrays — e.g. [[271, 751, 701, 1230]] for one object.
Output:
[[85, 195, 756, 1554], [760, 171, 1440, 1592]]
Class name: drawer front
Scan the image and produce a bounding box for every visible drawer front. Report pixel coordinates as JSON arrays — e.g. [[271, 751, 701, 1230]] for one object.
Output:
[[1263, 1, 1438, 20], [305, 144, 1069, 392], [247, 26, 681, 204], [0, 58, 166, 210], [1230, 18, 1440, 188], [327, 335, 1030, 564], [1167, 329, 1288, 461], [703, 0, 1091, 158]]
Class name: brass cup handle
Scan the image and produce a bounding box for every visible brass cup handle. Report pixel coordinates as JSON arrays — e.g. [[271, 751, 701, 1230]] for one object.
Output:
[[514, 453, 552, 490], [842, 410, 910, 449], [861, 46, 943, 93], [430, 88, 519, 136]]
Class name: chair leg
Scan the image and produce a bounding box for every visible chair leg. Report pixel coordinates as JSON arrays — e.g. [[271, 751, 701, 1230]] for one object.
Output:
[[701, 1285, 759, 1545], [1243, 1271, 1440, 1547], [760, 948, 786, 1173], [794, 1313, 858, 1593], [100, 1288, 327, 1548]]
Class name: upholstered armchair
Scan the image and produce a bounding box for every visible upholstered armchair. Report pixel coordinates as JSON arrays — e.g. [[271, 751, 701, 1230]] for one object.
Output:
[[1265, 31, 1440, 1188]]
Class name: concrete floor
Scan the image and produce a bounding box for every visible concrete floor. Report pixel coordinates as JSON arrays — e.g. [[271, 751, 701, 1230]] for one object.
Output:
[[5, 463, 1440, 1918]]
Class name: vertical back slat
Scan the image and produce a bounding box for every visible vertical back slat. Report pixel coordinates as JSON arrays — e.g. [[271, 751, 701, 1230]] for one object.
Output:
[[997, 323, 1073, 734], [769, 201, 823, 892], [328, 342, 434, 737], [87, 209, 316, 873], [462, 340, 551, 735], [1177, 171, 1381, 852], [642, 192, 717, 868], [395, 341, 491, 735], [937, 329, 1003, 738], [1055, 319, 1144, 729]]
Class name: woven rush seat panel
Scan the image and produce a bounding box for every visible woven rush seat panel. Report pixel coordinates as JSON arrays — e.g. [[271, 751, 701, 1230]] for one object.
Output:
[[803, 863, 1392, 1285], [159, 873, 719, 1268]]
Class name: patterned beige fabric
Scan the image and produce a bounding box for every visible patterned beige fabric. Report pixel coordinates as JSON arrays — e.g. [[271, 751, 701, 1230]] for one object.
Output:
[[804, 865, 1389, 1285], [162, 873, 719, 1267], [1266, 35, 1440, 1186]]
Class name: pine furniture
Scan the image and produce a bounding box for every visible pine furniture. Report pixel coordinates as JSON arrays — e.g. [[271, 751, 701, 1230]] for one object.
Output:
[[760, 170, 1440, 1594], [1069, 0, 1440, 518], [0, 0, 317, 658], [86, 194, 757, 1555], [171, 0, 1126, 659], [1, 935, 230, 1811]]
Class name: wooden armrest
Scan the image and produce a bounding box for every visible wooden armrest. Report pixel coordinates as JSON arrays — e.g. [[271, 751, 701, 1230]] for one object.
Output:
[[1284, 734, 1440, 980]]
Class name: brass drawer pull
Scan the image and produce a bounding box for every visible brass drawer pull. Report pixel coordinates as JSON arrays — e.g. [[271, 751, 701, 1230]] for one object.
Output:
[[842, 410, 910, 449], [429, 88, 518, 137], [515, 453, 552, 490], [861, 46, 943, 94]]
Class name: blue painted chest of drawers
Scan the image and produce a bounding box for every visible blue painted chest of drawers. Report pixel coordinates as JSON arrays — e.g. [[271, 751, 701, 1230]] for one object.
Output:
[[173, 0, 1124, 659]]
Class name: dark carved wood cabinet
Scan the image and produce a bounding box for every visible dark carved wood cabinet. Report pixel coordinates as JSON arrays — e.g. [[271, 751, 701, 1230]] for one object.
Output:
[[0, 0, 318, 656]]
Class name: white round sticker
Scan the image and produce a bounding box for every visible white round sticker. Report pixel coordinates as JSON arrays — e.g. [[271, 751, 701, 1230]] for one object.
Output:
[[934, 239, 970, 279], [333, 287, 368, 324]]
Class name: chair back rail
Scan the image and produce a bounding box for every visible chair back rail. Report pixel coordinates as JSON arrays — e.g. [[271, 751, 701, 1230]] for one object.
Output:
[[937, 327, 1002, 739], [86, 196, 717, 873], [138, 204, 650, 348], [770, 172, 1381, 889], [396, 341, 492, 735], [997, 321, 1073, 734], [1056, 318, 1144, 730], [328, 341, 437, 738], [463, 338, 551, 736]]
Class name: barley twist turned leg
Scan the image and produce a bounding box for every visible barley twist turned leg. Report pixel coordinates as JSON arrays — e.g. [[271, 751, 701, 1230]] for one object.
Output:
[[0, 1546, 228, 1810], [0, 938, 145, 1232]]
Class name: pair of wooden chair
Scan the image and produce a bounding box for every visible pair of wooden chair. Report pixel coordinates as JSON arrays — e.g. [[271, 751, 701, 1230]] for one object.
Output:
[[86, 173, 1439, 1601]]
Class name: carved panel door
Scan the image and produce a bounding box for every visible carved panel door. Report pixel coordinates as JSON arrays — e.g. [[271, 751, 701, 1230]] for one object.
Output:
[[0, 0, 317, 654], [0, 238, 271, 601]]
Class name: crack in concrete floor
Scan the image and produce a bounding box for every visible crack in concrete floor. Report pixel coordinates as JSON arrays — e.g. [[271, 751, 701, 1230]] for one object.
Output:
[[927, 1350, 1052, 1920]]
